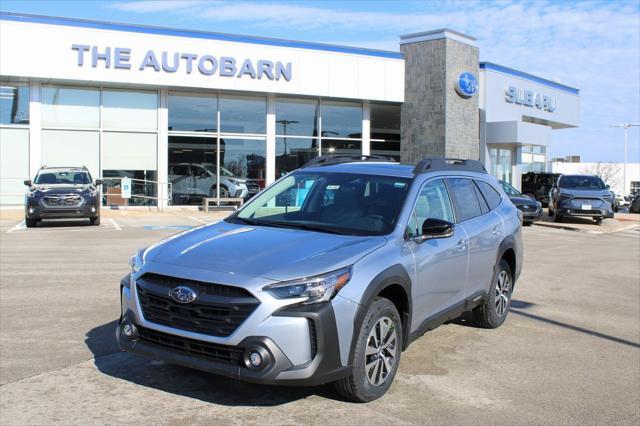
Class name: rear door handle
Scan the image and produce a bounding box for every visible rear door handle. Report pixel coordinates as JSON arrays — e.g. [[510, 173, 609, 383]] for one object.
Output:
[[492, 225, 502, 236]]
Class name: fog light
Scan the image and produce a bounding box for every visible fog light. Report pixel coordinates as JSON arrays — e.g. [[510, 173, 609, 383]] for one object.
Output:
[[28, 207, 35, 214], [90, 207, 96, 213], [123, 324, 133, 337], [249, 351, 262, 367]]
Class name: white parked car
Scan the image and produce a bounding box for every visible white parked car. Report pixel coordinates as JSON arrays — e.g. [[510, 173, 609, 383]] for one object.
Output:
[[169, 163, 249, 201]]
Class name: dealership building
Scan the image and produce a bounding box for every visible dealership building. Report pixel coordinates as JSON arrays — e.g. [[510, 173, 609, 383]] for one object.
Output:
[[0, 12, 580, 206]]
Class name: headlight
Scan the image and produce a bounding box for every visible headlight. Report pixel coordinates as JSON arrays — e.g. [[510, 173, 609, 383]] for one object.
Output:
[[228, 178, 244, 186], [560, 194, 573, 199], [263, 267, 352, 304]]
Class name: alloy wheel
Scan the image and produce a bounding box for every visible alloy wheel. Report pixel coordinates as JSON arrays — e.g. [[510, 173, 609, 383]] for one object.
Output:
[[495, 270, 511, 316], [365, 316, 397, 386]]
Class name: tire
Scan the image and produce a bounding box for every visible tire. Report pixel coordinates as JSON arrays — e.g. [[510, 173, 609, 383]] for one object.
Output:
[[473, 259, 513, 329], [553, 212, 563, 222], [523, 221, 533, 226], [334, 297, 402, 402], [209, 185, 230, 198], [548, 207, 554, 217], [90, 216, 100, 226], [25, 218, 37, 228], [594, 217, 603, 225]]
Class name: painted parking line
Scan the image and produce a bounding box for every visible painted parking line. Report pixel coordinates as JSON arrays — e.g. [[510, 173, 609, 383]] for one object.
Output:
[[109, 218, 122, 231], [143, 225, 193, 231], [7, 221, 26, 233], [187, 216, 209, 224]]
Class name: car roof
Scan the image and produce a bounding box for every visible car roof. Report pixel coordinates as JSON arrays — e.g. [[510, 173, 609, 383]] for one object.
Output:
[[37, 167, 88, 172]]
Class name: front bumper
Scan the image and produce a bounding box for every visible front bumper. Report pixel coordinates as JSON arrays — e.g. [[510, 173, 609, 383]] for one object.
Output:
[[25, 198, 99, 219], [557, 199, 614, 218], [117, 277, 350, 386], [515, 205, 542, 222]]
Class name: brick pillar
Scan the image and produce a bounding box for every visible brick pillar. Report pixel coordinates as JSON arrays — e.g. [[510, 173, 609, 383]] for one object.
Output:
[[400, 29, 480, 164]]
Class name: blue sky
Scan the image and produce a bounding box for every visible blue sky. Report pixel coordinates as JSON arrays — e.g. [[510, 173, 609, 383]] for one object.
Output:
[[1, 0, 639, 162]]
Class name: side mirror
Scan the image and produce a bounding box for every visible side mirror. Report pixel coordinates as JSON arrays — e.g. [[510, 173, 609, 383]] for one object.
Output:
[[23, 179, 32, 187], [413, 218, 455, 243], [605, 184, 610, 189], [95, 179, 103, 186]]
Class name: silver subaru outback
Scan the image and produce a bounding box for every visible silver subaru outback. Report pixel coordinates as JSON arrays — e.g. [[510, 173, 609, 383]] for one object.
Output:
[[118, 157, 523, 402]]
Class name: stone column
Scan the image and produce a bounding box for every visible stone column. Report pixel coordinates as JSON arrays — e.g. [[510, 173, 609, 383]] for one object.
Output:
[[400, 29, 480, 164]]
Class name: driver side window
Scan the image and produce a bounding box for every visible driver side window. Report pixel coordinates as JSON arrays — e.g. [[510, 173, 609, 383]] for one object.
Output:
[[406, 179, 454, 238]]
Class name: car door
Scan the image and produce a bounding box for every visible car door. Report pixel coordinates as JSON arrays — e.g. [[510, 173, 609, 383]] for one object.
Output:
[[447, 178, 502, 299], [405, 178, 469, 323], [192, 165, 212, 197]]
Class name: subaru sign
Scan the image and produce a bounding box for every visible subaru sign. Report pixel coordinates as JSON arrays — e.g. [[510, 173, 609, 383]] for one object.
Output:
[[505, 86, 556, 112], [455, 72, 478, 98]]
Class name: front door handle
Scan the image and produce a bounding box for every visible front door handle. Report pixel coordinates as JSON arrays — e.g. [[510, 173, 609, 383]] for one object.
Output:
[[456, 239, 467, 251]]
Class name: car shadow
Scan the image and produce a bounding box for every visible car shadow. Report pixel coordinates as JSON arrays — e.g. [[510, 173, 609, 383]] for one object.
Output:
[[450, 299, 537, 328], [85, 320, 341, 406], [34, 219, 93, 228]]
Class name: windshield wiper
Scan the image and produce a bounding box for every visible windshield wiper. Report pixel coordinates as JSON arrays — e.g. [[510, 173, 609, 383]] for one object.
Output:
[[230, 217, 354, 235]]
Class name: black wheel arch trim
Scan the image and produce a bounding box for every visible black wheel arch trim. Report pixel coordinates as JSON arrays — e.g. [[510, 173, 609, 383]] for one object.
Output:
[[496, 235, 519, 285], [348, 264, 413, 364]]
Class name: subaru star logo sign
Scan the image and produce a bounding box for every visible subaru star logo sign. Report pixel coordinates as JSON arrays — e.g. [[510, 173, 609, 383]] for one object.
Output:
[[170, 286, 197, 304], [456, 72, 478, 98]]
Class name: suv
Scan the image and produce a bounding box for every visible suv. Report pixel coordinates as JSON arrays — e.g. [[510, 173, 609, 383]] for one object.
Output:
[[118, 157, 522, 402], [521, 172, 560, 206], [169, 163, 253, 203], [548, 174, 614, 225], [24, 166, 102, 228]]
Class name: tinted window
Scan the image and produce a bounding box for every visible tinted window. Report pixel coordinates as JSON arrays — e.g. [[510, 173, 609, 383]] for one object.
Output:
[[407, 179, 454, 238], [559, 175, 605, 189], [35, 170, 91, 185], [0, 85, 29, 124], [476, 180, 502, 210], [220, 95, 266, 134], [168, 93, 217, 132], [500, 180, 520, 196], [447, 178, 484, 222]]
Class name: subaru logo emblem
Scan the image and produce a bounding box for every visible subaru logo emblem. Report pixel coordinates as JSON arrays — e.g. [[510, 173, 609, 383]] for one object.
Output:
[[456, 72, 478, 98], [170, 286, 197, 304]]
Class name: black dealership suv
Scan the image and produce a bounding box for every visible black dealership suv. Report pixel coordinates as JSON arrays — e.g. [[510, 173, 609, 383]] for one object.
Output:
[[24, 166, 102, 227], [521, 172, 560, 206]]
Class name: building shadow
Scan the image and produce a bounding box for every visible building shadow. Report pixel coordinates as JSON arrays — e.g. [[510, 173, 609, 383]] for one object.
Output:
[[34, 219, 93, 228], [84, 320, 340, 406]]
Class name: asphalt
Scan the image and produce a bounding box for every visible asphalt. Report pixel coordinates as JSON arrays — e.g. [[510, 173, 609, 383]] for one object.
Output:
[[0, 213, 638, 425]]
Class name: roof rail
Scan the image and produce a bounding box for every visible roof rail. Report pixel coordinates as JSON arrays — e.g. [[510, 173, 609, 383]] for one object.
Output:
[[413, 158, 487, 174], [300, 155, 396, 169]]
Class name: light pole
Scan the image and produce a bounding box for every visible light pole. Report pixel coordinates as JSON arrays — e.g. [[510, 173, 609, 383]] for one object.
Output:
[[610, 123, 640, 195], [276, 120, 299, 155]]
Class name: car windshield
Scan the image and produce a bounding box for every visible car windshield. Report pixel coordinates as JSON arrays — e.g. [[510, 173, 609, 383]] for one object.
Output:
[[500, 181, 520, 195], [559, 175, 605, 190], [228, 171, 411, 236], [34, 170, 91, 185]]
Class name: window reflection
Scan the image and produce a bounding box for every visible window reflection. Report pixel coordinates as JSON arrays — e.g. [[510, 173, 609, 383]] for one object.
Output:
[[0, 85, 29, 124], [41, 86, 100, 128], [102, 89, 157, 130], [220, 95, 266, 134], [321, 101, 362, 138], [221, 138, 266, 192], [169, 93, 217, 132], [276, 137, 318, 176], [321, 138, 362, 157], [371, 103, 401, 160], [276, 98, 319, 137]]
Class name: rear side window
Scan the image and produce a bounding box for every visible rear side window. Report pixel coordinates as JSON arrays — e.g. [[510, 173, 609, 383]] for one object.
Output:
[[447, 178, 485, 222], [476, 180, 502, 210]]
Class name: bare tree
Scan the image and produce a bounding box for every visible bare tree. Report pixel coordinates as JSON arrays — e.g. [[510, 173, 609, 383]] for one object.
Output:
[[581, 162, 621, 187]]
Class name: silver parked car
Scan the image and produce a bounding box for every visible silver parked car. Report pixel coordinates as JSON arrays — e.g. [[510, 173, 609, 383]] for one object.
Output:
[[118, 157, 523, 402], [548, 174, 614, 225]]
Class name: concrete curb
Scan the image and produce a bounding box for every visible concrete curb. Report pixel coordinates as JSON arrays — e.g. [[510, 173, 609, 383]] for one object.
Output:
[[533, 221, 639, 235]]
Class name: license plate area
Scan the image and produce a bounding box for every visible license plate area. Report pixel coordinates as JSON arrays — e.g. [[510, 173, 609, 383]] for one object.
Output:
[[581, 204, 592, 210]]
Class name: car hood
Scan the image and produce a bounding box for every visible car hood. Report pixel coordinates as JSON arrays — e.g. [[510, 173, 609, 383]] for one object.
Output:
[[559, 188, 610, 198], [143, 221, 387, 282], [508, 195, 538, 205]]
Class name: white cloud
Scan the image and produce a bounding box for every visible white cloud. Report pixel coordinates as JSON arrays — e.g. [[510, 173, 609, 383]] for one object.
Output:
[[109, 0, 640, 161]]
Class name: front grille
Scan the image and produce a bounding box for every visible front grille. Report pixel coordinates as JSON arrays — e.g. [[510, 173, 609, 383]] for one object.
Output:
[[43, 194, 83, 207], [516, 204, 536, 211], [136, 273, 260, 337], [137, 326, 244, 365], [246, 182, 260, 192]]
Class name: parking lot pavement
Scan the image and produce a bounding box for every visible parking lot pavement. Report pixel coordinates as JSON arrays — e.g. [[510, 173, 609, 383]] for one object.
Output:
[[0, 217, 638, 425], [533, 209, 640, 234]]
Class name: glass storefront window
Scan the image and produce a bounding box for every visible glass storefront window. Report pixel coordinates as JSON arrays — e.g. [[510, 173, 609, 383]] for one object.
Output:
[[321, 138, 362, 157], [102, 89, 157, 130], [276, 137, 318, 176], [220, 95, 266, 134], [169, 93, 217, 132], [41, 86, 100, 128], [221, 138, 266, 186], [321, 101, 362, 138], [168, 136, 217, 205], [276, 98, 319, 137], [0, 85, 29, 125], [102, 169, 157, 207], [489, 148, 512, 184], [370, 103, 401, 159], [41, 130, 100, 178]]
